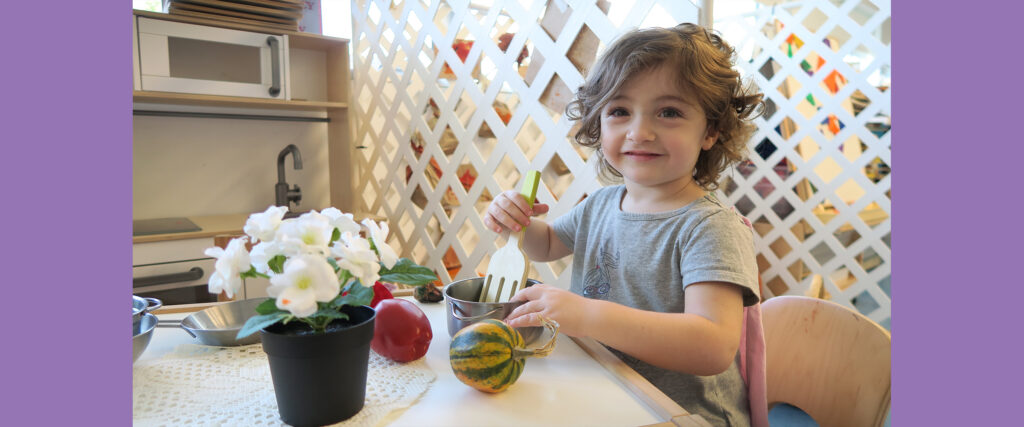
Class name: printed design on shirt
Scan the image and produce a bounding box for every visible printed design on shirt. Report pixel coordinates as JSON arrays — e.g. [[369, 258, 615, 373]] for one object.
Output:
[[729, 206, 754, 232], [583, 247, 619, 299]]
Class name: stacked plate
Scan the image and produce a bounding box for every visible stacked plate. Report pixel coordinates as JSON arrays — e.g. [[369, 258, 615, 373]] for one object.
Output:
[[165, 0, 305, 33]]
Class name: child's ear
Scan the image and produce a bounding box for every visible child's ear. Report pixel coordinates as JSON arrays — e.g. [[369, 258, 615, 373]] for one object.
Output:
[[701, 127, 719, 150]]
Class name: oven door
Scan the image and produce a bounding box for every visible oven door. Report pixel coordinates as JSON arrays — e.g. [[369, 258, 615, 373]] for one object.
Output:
[[133, 258, 218, 305], [135, 16, 288, 99]]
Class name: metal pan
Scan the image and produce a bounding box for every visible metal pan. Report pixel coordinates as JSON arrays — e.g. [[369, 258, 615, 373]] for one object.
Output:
[[157, 298, 264, 346]]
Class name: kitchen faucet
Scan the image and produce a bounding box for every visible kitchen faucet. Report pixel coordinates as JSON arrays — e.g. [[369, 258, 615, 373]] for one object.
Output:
[[275, 144, 303, 210]]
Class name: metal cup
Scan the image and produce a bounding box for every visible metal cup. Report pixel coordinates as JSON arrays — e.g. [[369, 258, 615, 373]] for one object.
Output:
[[133, 295, 162, 326], [443, 277, 541, 344]]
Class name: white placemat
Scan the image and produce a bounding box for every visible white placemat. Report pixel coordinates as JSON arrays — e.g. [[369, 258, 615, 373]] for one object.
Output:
[[133, 344, 436, 426]]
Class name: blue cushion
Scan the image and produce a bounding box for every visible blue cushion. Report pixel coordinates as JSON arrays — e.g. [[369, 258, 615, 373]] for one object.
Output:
[[767, 404, 817, 426], [767, 405, 892, 426]]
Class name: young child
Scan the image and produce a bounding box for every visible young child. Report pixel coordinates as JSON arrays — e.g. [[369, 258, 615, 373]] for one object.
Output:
[[484, 24, 764, 426]]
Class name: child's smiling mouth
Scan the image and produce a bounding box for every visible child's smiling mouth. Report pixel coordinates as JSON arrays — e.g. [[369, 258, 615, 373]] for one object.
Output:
[[623, 150, 662, 160]]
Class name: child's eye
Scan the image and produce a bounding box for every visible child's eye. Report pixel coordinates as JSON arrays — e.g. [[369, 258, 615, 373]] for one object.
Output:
[[606, 107, 629, 117], [659, 108, 684, 118]]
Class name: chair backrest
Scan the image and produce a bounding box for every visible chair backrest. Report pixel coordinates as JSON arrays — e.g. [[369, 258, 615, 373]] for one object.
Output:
[[762, 296, 891, 427]]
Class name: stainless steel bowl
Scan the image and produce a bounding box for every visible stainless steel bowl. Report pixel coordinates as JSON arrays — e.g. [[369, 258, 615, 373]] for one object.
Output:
[[133, 313, 158, 363], [132, 295, 162, 325], [443, 277, 541, 344], [174, 298, 264, 346]]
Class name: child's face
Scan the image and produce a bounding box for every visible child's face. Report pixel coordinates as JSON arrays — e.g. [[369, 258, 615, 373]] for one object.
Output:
[[599, 65, 717, 190]]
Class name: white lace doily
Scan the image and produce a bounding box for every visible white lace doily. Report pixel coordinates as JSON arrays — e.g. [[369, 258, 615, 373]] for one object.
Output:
[[133, 344, 436, 426]]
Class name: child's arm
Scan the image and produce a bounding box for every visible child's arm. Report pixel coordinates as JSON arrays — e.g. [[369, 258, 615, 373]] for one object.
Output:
[[483, 190, 572, 262], [506, 281, 744, 376]]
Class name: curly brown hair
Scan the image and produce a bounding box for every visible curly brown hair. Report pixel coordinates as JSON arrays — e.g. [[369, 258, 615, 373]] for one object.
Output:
[[566, 23, 764, 190]]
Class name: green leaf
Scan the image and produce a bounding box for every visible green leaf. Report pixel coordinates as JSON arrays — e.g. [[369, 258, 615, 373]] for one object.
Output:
[[339, 269, 352, 284], [254, 298, 279, 315], [379, 258, 437, 285], [331, 228, 341, 244], [327, 257, 341, 273], [236, 312, 290, 339], [310, 309, 350, 321], [239, 266, 269, 279], [333, 281, 374, 307], [268, 255, 286, 274]]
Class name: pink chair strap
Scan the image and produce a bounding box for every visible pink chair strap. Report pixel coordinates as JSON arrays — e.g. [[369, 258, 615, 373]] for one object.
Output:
[[740, 303, 769, 427], [732, 206, 769, 427]]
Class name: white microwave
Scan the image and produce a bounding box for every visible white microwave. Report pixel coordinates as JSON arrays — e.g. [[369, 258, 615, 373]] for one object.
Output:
[[133, 16, 289, 99]]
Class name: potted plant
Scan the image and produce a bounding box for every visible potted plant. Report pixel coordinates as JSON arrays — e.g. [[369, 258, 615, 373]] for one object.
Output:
[[204, 206, 435, 427]]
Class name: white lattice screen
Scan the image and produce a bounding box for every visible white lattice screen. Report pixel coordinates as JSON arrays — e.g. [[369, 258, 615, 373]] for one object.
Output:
[[715, 0, 891, 326], [349, 0, 891, 326]]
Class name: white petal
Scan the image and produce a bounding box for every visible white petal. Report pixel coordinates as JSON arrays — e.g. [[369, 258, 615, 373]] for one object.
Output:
[[248, 242, 274, 274], [203, 247, 224, 258], [276, 286, 318, 317], [377, 243, 399, 269], [323, 208, 361, 236], [208, 271, 237, 299], [245, 206, 287, 242]]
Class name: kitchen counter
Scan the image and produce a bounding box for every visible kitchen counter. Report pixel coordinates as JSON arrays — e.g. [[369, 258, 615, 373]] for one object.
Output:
[[141, 296, 712, 426], [132, 213, 249, 244], [132, 211, 389, 244]]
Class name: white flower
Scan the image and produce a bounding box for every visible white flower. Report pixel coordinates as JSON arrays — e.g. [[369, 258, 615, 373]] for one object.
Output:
[[204, 237, 251, 299], [321, 207, 362, 237], [266, 254, 340, 317], [333, 232, 381, 287], [275, 212, 332, 256], [244, 205, 289, 243], [248, 240, 284, 275], [362, 218, 399, 268]]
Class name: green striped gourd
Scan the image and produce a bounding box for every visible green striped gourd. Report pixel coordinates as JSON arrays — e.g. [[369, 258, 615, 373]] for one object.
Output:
[[449, 317, 559, 393]]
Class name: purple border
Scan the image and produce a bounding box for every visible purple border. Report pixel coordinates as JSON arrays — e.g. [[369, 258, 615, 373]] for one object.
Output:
[[897, 1, 1023, 425], [5, 2, 128, 424]]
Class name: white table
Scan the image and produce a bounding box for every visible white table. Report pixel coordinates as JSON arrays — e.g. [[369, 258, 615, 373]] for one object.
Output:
[[142, 297, 710, 426]]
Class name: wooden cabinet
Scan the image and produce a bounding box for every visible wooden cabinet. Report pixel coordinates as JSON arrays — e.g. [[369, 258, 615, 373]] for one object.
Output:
[[132, 10, 355, 212]]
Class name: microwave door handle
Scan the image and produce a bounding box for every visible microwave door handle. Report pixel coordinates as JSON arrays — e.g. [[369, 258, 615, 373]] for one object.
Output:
[[267, 36, 281, 97], [133, 267, 205, 288]]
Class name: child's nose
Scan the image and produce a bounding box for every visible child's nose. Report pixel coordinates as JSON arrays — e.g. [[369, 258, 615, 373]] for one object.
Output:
[[626, 117, 655, 142]]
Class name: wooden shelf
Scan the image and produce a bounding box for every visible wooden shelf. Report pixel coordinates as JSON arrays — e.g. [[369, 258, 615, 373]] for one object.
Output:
[[133, 91, 347, 111]]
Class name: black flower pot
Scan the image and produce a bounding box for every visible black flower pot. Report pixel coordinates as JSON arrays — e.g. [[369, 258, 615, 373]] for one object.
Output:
[[260, 305, 376, 427]]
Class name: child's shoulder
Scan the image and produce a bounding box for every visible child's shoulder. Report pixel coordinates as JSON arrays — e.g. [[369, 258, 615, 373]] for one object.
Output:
[[688, 195, 755, 231], [577, 185, 624, 209], [591, 184, 624, 198]]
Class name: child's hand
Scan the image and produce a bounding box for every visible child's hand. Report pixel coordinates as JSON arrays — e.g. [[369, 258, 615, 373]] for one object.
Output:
[[505, 283, 592, 337], [483, 189, 549, 233]]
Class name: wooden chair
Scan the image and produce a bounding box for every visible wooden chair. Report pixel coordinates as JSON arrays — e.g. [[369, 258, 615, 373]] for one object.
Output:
[[762, 296, 891, 427]]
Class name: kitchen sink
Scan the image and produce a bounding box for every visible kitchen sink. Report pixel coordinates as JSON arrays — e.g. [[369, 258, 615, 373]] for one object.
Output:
[[133, 217, 202, 236]]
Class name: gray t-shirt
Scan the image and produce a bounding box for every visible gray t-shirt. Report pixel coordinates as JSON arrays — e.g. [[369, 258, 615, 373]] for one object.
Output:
[[552, 185, 760, 426]]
